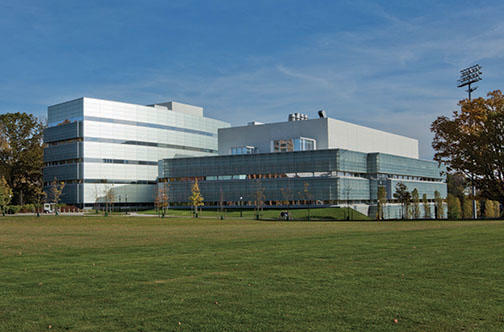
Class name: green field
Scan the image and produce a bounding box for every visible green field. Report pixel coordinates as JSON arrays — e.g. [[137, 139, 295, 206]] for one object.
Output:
[[1, 217, 503, 331], [138, 207, 370, 220]]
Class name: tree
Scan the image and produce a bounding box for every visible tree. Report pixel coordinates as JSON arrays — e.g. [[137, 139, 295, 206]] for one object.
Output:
[[422, 193, 431, 219], [219, 186, 225, 220], [447, 173, 467, 203], [492, 200, 500, 218], [280, 179, 292, 218], [0, 176, 12, 216], [411, 189, 420, 219], [377, 186, 387, 220], [434, 190, 444, 219], [159, 182, 169, 218], [32, 178, 46, 217], [0, 113, 44, 205], [393, 182, 411, 219], [189, 178, 204, 218], [104, 186, 115, 216], [254, 179, 265, 220], [50, 178, 65, 216], [431, 90, 504, 206], [492, 200, 501, 218], [484, 200, 499, 219], [463, 196, 473, 219], [154, 190, 161, 217], [302, 182, 313, 221], [447, 193, 461, 220]]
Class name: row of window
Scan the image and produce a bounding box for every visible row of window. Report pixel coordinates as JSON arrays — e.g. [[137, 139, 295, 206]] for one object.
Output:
[[160, 171, 441, 182], [48, 116, 217, 137], [231, 146, 256, 155], [46, 136, 217, 154], [44, 158, 158, 167], [272, 137, 316, 152], [84, 137, 217, 153], [44, 179, 157, 186], [163, 199, 438, 206], [230, 137, 317, 155], [83, 116, 216, 137], [47, 137, 83, 146], [373, 173, 443, 182], [45, 158, 82, 167]]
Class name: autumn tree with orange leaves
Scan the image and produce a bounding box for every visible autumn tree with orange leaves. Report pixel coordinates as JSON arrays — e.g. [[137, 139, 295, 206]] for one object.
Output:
[[431, 90, 504, 206]]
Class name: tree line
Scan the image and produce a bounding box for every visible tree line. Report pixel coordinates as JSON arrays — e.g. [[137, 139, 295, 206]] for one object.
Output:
[[0, 112, 66, 215], [431, 90, 504, 213], [376, 182, 444, 220], [1, 88, 503, 218]]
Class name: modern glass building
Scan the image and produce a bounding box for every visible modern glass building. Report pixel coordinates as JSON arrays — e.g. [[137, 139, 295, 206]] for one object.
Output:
[[43, 97, 229, 208], [158, 149, 447, 219]]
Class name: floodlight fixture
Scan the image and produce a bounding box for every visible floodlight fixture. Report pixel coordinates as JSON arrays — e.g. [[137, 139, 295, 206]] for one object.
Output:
[[457, 64, 482, 100], [457, 64, 483, 220]]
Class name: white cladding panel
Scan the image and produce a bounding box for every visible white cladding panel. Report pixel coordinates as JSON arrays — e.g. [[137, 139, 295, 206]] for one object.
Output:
[[46, 97, 229, 205], [219, 117, 418, 159], [219, 119, 329, 155], [82, 97, 227, 132], [83, 163, 156, 180], [83, 183, 155, 204], [327, 119, 418, 159], [83, 122, 217, 151], [82, 142, 211, 162]]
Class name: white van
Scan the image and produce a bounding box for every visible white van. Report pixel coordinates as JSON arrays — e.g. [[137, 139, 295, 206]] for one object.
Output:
[[43, 203, 55, 214]]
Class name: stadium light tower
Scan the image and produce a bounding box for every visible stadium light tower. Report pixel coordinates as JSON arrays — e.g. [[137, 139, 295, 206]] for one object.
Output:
[[457, 64, 482, 101], [457, 64, 482, 219]]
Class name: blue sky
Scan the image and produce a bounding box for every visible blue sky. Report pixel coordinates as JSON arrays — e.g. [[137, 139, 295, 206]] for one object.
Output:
[[1, 0, 503, 159]]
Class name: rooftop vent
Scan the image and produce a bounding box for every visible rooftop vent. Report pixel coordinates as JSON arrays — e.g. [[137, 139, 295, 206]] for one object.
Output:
[[248, 121, 264, 126], [288, 113, 309, 121], [318, 110, 327, 118]]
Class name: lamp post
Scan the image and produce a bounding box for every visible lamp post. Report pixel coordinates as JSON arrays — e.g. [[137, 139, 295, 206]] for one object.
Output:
[[240, 196, 243, 217], [457, 64, 482, 219]]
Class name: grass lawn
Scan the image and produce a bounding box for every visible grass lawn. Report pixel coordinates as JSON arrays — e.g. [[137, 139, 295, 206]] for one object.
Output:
[[138, 207, 370, 220], [1, 217, 503, 331]]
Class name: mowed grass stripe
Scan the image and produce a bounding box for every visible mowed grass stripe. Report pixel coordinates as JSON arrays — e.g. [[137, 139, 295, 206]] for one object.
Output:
[[0, 217, 503, 331]]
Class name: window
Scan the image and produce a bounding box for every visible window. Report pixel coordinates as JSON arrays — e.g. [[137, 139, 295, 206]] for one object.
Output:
[[231, 146, 256, 155], [272, 137, 316, 152]]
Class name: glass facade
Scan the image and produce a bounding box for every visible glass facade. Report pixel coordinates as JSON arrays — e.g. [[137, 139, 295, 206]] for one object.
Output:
[[43, 97, 229, 207], [271, 137, 316, 152], [231, 146, 256, 155], [158, 149, 447, 218]]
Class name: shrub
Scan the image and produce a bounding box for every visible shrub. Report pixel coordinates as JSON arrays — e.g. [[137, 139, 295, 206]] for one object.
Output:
[[20, 204, 35, 213], [6, 205, 21, 214]]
